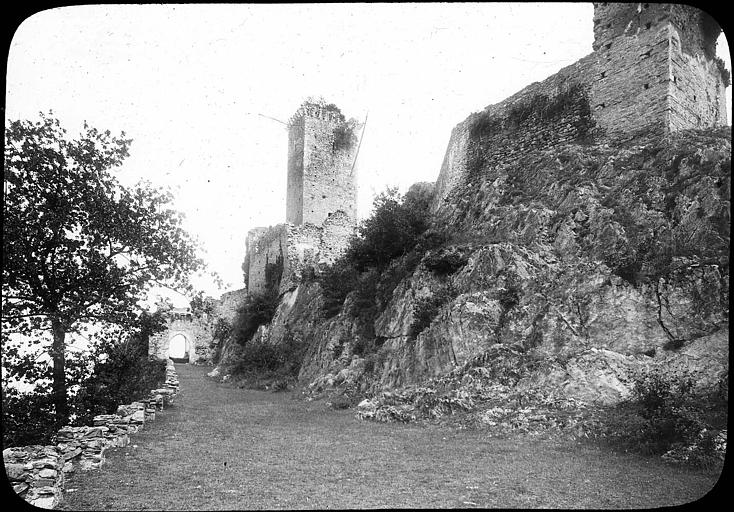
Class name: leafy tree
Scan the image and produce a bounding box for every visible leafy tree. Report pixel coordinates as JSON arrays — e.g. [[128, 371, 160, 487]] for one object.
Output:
[[2, 113, 203, 427], [73, 311, 168, 425], [319, 184, 435, 317]]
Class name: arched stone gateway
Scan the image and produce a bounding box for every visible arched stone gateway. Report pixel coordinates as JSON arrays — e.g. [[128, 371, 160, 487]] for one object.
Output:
[[149, 307, 212, 364]]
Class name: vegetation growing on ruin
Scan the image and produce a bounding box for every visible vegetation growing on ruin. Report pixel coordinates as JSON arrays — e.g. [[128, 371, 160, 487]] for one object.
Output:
[[714, 57, 731, 87], [466, 84, 595, 180], [333, 117, 359, 152], [319, 185, 436, 320], [231, 290, 280, 345], [298, 97, 359, 152], [265, 256, 284, 293], [468, 84, 593, 142]]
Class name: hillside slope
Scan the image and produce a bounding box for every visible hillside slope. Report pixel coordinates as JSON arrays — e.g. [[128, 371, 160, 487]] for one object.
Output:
[[217, 128, 728, 414]]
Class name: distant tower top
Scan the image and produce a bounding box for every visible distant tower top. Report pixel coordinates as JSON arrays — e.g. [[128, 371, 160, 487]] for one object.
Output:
[[286, 100, 360, 226]]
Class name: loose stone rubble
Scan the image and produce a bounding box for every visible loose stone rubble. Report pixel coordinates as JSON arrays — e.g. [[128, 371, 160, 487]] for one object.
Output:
[[4, 359, 180, 509]]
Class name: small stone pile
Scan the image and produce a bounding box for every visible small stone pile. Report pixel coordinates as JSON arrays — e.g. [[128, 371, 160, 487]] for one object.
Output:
[[3, 445, 65, 509], [4, 359, 180, 509]]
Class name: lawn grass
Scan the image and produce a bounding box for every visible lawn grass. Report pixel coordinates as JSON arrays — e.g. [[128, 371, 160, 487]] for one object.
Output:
[[59, 364, 722, 510]]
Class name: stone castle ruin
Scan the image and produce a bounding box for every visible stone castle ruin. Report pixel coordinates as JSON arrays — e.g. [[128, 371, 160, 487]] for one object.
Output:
[[153, 3, 727, 363], [148, 307, 211, 363], [243, 101, 362, 296], [148, 289, 248, 363], [432, 3, 729, 211]]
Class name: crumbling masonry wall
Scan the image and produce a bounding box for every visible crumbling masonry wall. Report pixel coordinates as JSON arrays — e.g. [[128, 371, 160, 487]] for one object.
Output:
[[5, 362, 179, 509], [148, 316, 214, 364], [213, 288, 248, 322], [243, 225, 288, 296], [247, 101, 360, 299], [243, 211, 356, 297], [432, 3, 728, 211], [286, 104, 359, 227]]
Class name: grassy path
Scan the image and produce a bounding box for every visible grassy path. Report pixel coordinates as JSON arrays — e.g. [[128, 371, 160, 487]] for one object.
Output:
[[61, 364, 720, 510]]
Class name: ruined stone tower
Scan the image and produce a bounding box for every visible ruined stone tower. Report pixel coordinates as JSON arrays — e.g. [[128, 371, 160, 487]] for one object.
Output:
[[286, 102, 359, 226], [591, 3, 728, 135], [243, 101, 360, 296]]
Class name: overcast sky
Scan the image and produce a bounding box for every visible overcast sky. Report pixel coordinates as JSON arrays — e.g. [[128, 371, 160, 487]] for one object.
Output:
[[6, 3, 732, 305]]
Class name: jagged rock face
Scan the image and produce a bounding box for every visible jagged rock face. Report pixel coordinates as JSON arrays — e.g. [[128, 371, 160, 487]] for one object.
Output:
[[517, 348, 645, 405], [654, 327, 729, 392], [297, 292, 364, 386], [239, 128, 729, 406]]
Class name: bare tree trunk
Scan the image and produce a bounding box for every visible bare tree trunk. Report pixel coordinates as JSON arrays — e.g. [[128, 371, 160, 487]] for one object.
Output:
[[51, 318, 68, 427]]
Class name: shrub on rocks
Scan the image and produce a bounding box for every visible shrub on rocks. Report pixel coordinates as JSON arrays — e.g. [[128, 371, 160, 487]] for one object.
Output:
[[580, 369, 727, 467]]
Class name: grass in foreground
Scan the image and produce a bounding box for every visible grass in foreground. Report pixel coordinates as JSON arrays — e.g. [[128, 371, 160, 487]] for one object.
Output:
[[59, 364, 722, 510]]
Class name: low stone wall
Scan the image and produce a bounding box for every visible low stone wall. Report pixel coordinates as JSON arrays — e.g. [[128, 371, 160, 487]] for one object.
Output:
[[4, 359, 180, 509]]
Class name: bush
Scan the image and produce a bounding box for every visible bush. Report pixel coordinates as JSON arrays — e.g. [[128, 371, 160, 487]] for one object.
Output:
[[232, 290, 280, 345], [586, 370, 727, 467], [230, 327, 305, 387], [319, 256, 360, 318], [423, 248, 469, 275], [74, 337, 167, 424], [345, 187, 431, 272], [409, 284, 460, 339], [319, 184, 435, 317], [236, 341, 282, 373]]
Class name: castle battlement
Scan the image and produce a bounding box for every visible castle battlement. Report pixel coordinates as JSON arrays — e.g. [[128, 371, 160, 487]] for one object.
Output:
[[288, 101, 347, 126]]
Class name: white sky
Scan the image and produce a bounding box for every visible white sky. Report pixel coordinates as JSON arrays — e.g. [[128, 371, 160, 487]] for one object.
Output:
[[6, 3, 732, 305]]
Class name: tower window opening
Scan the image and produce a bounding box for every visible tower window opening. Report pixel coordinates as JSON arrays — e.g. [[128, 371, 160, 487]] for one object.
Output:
[[644, 83, 650, 89]]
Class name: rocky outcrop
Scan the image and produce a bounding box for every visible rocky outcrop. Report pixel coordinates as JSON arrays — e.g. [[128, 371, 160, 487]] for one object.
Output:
[[267, 128, 728, 410]]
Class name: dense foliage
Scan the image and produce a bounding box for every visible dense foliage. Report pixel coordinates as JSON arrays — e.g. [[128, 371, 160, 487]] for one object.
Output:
[[2, 311, 168, 447], [3, 113, 202, 426], [73, 312, 168, 425], [319, 184, 436, 319], [228, 327, 305, 390], [297, 97, 359, 152], [408, 284, 460, 339], [231, 290, 280, 346], [586, 370, 727, 467]]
